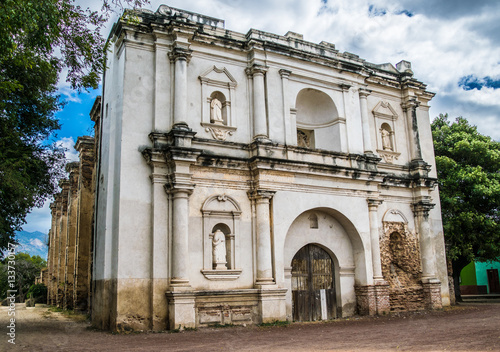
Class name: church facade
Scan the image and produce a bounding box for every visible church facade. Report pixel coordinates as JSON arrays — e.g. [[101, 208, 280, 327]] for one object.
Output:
[[51, 5, 452, 331]]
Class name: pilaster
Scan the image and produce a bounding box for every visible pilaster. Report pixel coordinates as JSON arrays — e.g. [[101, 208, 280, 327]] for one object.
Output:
[[402, 97, 422, 162], [359, 88, 373, 154], [246, 65, 269, 140], [169, 47, 192, 126], [247, 189, 275, 287]]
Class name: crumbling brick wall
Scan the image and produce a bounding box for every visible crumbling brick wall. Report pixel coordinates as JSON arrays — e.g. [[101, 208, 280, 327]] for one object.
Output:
[[380, 222, 425, 311]]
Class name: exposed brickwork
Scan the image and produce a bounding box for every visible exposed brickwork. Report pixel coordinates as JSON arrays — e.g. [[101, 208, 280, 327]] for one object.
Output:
[[374, 282, 390, 314], [355, 285, 376, 315], [380, 222, 426, 312], [422, 281, 442, 309]]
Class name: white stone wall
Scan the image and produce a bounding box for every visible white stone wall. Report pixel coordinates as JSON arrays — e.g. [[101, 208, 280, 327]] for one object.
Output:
[[92, 6, 449, 331]]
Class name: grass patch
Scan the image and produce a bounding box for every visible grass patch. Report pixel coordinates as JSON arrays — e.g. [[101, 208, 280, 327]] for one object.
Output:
[[258, 320, 290, 328]]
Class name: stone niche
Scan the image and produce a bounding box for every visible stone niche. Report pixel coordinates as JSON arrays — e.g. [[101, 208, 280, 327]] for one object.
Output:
[[380, 209, 425, 311], [200, 194, 242, 280]]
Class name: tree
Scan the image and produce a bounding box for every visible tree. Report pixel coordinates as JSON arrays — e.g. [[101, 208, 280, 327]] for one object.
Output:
[[431, 114, 500, 301], [0, 253, 47, 302], [0, 0, 148, 254]]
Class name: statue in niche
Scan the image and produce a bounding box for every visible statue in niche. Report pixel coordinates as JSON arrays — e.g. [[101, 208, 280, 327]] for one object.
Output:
[[297, 130, 310, 148], [381, 128, 392, 151], [210, 98, 224, 125], [212, 229, 227, 270]]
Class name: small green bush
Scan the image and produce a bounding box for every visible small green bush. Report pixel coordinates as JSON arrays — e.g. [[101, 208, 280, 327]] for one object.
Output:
[[27, 283, 47, 303]]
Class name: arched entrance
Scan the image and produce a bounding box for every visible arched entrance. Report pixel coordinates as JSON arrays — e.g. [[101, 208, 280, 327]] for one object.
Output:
[[292, 244, 336, 321]]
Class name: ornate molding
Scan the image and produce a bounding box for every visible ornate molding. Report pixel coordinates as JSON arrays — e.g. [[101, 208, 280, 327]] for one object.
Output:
[[377, 149, 401, 164], [201, 123, 236, 141]]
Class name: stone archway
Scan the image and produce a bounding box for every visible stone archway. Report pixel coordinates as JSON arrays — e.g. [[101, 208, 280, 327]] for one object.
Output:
[[284, 208, 366, 319]]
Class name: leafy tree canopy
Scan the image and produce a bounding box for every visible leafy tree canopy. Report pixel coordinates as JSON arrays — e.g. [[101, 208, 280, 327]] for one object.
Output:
[[431, 114, 500, 298], [0, 252, 47, 301], [0, 0, 148, 254]]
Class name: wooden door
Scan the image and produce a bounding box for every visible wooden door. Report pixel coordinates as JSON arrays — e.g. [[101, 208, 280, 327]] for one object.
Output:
[[487, 269, 500, 293], [291, 244, 336, 321]]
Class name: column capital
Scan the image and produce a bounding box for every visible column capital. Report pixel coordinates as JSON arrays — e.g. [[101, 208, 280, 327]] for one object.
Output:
[[367, 198, 383, 210], [411, 201, 435, 218], [164, 181, 195, 196], [279, 69, 292, 78], [401, 97, 420, 111], [358, 88, 371, 98], [339, 83, 351, 92], [168, 47, 192, 63], [245, 64, 268, 77], [247, 189, 275, 201]]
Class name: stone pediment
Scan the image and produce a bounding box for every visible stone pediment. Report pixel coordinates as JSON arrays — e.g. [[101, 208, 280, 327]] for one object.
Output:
[[199, 66, 237, 88], [382, 209, 408, 223], [372, 101, 398, 120]]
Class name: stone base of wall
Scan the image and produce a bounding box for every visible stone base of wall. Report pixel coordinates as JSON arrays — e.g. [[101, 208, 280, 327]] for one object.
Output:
[[356, 283, 390, 316], [422, 279, 442, 310], [167, 288, 287, 329]]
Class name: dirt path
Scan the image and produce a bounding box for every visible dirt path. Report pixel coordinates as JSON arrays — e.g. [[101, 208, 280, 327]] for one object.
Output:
[[1, 303, 499, 351]]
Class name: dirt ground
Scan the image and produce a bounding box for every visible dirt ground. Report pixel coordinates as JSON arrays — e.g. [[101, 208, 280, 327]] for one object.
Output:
[[1, 302, 499, 351]]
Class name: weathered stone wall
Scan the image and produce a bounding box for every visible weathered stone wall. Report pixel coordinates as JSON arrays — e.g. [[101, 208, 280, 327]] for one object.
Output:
[[380, 221, 425, 311], [46, 137, 96, 312]]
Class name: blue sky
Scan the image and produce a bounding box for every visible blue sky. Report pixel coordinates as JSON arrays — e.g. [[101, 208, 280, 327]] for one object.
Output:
[[21, 0, 500, 236]]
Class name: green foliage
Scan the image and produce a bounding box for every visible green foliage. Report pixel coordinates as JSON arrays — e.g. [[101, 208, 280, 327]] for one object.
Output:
[[0, 253, 47, 302], [431, 114, 500, 298], [28, 283, 48, 302], [0, 0, 148, 254]]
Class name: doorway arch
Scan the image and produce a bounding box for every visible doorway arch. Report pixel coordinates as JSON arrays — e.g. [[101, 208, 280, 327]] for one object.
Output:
[[292, 244, 337, 321]]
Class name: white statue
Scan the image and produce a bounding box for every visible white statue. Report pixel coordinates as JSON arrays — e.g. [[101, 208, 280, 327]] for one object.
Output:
[[212, 229, 227, 270], [381, 128, 392, 151], [210, 98, 224, 125]]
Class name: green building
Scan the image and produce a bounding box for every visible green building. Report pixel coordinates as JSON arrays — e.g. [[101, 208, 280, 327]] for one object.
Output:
[[460, 261, 500, 295]]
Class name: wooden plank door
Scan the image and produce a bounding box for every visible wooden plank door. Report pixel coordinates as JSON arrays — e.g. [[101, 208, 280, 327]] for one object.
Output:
[[291, 244, 336, 321]]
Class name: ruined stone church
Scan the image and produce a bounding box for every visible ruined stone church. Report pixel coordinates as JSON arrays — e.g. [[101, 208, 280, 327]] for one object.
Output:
[[46, 5, 451, 331]]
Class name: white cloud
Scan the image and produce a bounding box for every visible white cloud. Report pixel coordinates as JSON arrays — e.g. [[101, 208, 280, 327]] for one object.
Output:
[[58, 136, 80, 162], [22, 199, 52, 234]]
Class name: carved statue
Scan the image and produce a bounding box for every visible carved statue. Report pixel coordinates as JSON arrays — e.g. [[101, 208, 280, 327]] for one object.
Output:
[[297, 130, 310, 148], [381, 128, 392, 151], [212, 229, 227, 270], [210, 98, 224, 125]]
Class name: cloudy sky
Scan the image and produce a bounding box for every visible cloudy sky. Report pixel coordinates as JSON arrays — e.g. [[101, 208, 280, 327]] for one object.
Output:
[[22, 0, 500, 234]]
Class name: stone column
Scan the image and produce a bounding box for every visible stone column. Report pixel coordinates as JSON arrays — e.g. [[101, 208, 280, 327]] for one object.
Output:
[[168, 188, 193, 288], [359, 89, 373, 154], [279, 69, 292, 144], [402, 98, 422, 162], [249, 190, 275, 286], [247, 65, 269, 139], [170, 48, 192, 126], [64, 163, 80, 310], [339, 84, 350, 152], [413, 201, 442, 309], [367, 199, 383, 281], [73, 137, 95, 312]]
